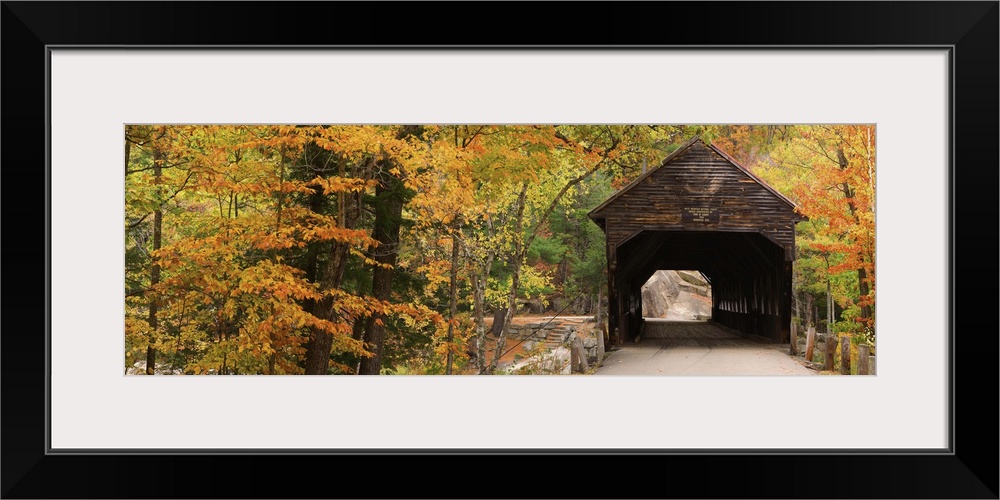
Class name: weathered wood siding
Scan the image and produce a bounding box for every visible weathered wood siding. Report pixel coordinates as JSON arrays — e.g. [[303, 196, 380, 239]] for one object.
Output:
[[592, 140, 800, 260]]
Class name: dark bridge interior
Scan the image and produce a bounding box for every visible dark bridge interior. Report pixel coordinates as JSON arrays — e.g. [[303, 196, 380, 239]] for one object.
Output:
[[616, 230, 791, 343]]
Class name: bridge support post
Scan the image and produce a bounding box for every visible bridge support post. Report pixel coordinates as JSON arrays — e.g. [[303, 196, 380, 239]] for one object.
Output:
[[858, 345, 870, 375], [805, 326, 816, 361], [824, 336, 836, 371], [840, 336, 851, 375]]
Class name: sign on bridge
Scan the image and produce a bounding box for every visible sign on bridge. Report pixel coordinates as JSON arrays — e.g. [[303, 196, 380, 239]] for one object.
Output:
[[681, 207, 720, 224]]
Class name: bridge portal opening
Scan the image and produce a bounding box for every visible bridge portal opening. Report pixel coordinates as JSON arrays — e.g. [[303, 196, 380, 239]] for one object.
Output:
[[640, 270, 712, 322], [610, 229, 791, 343]]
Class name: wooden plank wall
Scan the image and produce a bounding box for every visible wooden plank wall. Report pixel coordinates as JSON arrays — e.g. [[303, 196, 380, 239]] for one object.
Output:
[[592, 140, 799, 259], [708, 236, 789, 342]]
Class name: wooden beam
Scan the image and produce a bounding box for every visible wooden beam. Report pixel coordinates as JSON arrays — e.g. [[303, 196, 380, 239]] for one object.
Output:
[[742, 233, 779, 271]]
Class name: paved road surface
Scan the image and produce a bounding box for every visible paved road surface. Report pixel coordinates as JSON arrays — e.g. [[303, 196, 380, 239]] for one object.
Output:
[[595, 319, 815, 376]]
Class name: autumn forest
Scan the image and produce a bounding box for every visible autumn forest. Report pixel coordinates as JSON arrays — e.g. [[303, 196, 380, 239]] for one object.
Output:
[[125, 125, 875, 375]]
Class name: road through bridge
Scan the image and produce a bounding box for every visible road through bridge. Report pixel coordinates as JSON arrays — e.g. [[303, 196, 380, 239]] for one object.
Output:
[[594, 319, 814, 375]]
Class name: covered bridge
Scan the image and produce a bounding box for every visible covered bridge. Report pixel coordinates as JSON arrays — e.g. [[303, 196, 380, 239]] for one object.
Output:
[[589, 136, 806, 346]]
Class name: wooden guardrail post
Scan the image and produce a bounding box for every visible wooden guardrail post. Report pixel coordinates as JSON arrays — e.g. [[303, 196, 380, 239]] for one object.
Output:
[[824, 335, 836, 371], [805, 327, 816, 362], [570, 335, 589, 373], [858, 345, 870, 375], [840, 336, 851, 375]]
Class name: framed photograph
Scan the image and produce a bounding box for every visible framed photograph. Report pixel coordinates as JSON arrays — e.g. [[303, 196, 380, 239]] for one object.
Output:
[[3, 2, 996, 498]]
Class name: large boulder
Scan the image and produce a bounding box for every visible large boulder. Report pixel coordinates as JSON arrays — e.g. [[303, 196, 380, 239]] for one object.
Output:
[[641, 271, 679, 318], [549, 296, 568, 313], [524, 298, 545, 314], [507, 346, 571, 375], [641, 270, 712, 320]]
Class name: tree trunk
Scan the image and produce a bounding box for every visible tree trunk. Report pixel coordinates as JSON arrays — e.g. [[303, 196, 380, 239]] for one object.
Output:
[[267, 150, 286, 376], [557, 257, 569, 286], [300, 190, 327, 313], [487, 183, 528, 373], [489, 264, 521, 373], [837, 147, 873, 328], [595, 284, 603, 326], [472, 269, 487, 372], [124, 136, 131, 176], [857, 268, 872, 323], [349, 317, 367, 373], [789, 322, 798, 355], [840, 336, 851, 375], [303, 155, 367, 375], [445, 225, 461, 375], [357, 171, 405, 374], [804, 292, 814, 328], [491, 308, 506, 338], [827, 280, 834, 335], [304, 239, 355, 374], [472, 249, 493, 374], [145, 149, 163, 375], [358, 127, 419, 375], [793, 288, 801, 327]]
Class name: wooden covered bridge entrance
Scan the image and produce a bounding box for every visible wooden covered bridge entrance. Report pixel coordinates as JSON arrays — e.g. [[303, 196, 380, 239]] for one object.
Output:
[[589, 137, 806, 346]]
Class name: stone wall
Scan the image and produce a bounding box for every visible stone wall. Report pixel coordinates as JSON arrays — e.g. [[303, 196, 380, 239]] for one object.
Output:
[[503, 317, 604, 374]]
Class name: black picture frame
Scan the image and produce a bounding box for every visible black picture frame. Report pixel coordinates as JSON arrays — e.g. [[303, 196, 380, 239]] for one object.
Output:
[[3, 2, 996, 498]]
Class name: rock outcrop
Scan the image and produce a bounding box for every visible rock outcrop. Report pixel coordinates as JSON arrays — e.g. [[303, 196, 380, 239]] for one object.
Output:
[[505, 346, 571, 375], [641, 270, 712, 320], [126, 360, 185, 375]]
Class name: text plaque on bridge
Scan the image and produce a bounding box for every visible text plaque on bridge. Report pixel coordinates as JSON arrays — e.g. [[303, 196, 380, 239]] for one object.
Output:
[[681, 207, 720, 224]]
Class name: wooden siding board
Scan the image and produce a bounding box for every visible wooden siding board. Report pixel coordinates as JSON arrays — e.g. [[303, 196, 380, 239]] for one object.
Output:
[[591, 140, 802, 241], [595, 141, 801, 255]]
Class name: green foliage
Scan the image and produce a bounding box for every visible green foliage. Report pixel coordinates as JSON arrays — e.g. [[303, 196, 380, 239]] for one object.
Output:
[[382, 358, 446, 375], [485, 266, 554, 308], [527, 236, 566, 265]]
